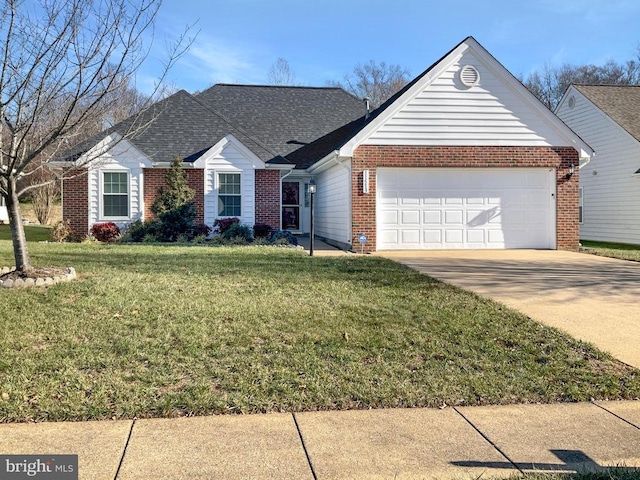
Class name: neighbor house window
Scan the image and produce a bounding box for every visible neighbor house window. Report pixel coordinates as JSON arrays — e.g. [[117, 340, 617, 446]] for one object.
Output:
[[218, 173, 241, 216], [579, 187, 583, 224], [103, 171, 129, 218]]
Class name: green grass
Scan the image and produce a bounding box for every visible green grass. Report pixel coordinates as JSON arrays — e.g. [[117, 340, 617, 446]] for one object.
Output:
[[0, 224, 52, 242], [581, 240, 640, 262], [1, 242, 640, 422], [506, 468, 640, 480]]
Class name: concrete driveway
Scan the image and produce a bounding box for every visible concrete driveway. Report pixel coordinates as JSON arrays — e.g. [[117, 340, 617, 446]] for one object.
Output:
[[378, 250, 640, 369]]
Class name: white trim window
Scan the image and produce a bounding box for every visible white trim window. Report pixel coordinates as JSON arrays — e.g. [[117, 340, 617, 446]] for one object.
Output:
[[218, 172, 241, 217], [102, 171, 129, 218], [578, 187, 583, 224]]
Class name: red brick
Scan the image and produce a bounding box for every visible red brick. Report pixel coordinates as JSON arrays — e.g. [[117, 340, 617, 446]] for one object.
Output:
[[351, 145, 579, 253]]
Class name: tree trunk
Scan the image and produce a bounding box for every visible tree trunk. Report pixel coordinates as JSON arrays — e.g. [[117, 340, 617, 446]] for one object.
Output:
[[5, 178, 32, 273]]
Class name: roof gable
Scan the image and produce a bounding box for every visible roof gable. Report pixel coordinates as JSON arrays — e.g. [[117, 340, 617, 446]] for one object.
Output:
[[570, 85, 640, 143], [192, 134, 266, 169], [338, 37, 592, 158]]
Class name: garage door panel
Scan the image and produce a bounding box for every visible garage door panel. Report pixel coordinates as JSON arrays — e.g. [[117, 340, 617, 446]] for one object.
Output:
[[423, 230, 442, 244], [444, 210, 464, 225], [423, 211, 441, 224], [402, 210, 420, 224], [380, 210, 399, 224], [466, 230, 485, 243], [377, 167, 555, 250], [401, 230, 421, 244]]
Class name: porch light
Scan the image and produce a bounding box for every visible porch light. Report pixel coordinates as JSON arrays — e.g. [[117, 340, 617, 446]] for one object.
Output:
[[567, 163, 575, 179], [309, 179, 316, 256]]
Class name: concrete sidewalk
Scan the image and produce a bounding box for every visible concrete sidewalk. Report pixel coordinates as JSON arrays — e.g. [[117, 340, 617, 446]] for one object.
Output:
[[1, 401, 639, 479]]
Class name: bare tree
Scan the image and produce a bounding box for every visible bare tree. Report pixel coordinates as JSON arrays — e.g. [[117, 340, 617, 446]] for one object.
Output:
[[0, 0, 191, 274], [523, 55, 640, 110], [332, 61, 411, 108], [267, 57, 297, 86]]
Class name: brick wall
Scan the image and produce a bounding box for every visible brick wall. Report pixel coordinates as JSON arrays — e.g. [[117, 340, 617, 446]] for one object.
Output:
[[143, 168, 205, 224], [255, 169, 281, 228], [351, 145, 580, 253], [62, 169, 89, 237]]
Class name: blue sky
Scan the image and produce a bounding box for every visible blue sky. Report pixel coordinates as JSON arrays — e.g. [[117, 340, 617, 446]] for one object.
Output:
[[139, 0, 640, 94]]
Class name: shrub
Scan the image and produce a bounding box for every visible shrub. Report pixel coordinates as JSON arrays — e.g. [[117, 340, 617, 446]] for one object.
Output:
[[124, 220, 158, 242], [214, 217, 240, 234], [269, 230, 298, 246], [50, 220, 71, 242], [90, 222, 121, 243], [156, 202, 197, 242], [151, 157, 195, 215], [192, 223, 212, 238], [253, 223, 273, 239], [222, 223, 253, 242]]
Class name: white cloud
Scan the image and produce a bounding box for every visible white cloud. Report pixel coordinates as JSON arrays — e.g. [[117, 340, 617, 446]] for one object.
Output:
[[178, 35, 266, 86]]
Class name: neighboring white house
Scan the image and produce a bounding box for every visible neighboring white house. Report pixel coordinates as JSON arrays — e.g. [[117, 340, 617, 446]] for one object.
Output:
[[556, 85, 640, 245], [0, 196, 7, 223]]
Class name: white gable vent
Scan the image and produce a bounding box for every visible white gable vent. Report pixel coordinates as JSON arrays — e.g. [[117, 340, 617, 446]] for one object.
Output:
[[568, 95, 576, 109], [459, 65, 480, 87]]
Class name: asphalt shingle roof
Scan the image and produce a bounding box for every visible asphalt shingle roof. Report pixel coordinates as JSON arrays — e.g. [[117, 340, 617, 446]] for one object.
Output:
[[194, 84, 365, 164], [63, 90, 276, 164], [574, 85, 640, 143], [63, 85, 366, 167]]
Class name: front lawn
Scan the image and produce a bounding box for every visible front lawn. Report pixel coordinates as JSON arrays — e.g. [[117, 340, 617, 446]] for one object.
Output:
[[581, 240, 640, 262], [1, 242, 639, 422], [0, 224, 52, 242]]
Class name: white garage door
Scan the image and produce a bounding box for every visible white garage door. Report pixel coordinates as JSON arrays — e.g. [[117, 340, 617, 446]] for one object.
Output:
[[377, 168, 556, 250]]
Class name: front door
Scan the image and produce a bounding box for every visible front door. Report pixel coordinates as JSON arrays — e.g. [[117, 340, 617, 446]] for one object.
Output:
[[282, 181, 300, 231]]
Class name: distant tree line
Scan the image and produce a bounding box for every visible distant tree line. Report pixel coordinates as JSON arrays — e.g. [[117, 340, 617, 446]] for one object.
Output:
[[521, 48, 640, 110]]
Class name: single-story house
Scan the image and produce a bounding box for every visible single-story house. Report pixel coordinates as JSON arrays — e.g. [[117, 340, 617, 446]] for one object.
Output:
[[58, 36, 592, 252], [556, 85, 640, 245]]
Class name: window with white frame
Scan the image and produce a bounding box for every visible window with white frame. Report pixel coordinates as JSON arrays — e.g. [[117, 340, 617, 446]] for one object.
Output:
[[103, 171, 129, 218], [579, 187, 583, 224], [218, 173, 241, 217]]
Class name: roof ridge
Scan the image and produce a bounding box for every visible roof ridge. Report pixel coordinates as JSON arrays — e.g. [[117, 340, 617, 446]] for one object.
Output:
[[211, 83, 347, 90], [186, 91, 282, 159]]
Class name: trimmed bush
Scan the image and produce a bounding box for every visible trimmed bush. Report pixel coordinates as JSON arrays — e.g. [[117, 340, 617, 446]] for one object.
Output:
[[253, 223, 273, 239], [124, 220, 159, 242], [214, 217, 240, 234], [222, 223, 253, 242], [192, 223, 212, 238], [269, 230, 298, 246], [90, 222, 121, 243], [156, 202, 197, 242]]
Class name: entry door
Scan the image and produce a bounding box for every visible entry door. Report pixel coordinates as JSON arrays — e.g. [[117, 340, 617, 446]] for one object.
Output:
[[282, 181, 300, 231]]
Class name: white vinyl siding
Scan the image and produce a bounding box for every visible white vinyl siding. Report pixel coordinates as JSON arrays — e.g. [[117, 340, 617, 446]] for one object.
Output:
[[557, 88, 640, 244], [363, 49, 567, 147], [315, 160, 351, 245], [377, 168, 555, 250], [203, 142, 255, 226], [87, 140, 147, 230]]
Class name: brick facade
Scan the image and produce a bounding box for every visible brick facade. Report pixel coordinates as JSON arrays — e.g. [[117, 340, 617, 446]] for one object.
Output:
[[142, 168, 205, 224], [351, 145, 580, 253], [62, 169, 89, 237], [255, 169, 281, 228]]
